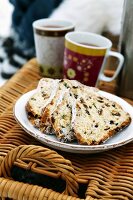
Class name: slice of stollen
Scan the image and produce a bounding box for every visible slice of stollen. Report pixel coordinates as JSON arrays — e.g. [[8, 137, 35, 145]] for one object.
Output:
[[73, 91, 131, 145], [26, 78, 59, 128], [51, 90, 76, 142]]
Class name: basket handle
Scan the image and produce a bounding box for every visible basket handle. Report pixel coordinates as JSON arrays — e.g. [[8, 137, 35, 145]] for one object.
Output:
[[0, 145, 78, 197]]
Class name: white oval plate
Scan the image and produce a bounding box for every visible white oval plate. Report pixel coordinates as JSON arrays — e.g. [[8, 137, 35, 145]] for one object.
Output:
[[14, 90, 133, 154]]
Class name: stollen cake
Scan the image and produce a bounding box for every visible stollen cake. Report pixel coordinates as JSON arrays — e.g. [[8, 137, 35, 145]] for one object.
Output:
[[26, 78, 59, 128], [26, 78, 131, 145]]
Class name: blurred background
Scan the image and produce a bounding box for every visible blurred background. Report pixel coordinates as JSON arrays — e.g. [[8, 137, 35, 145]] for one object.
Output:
[[0, 0, 13, 37], [0, 0, 124, 86], [0, 0, 13, 85]]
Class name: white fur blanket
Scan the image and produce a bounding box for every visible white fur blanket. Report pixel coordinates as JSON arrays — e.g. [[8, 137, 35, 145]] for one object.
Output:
[[50, 0, 124, 35]]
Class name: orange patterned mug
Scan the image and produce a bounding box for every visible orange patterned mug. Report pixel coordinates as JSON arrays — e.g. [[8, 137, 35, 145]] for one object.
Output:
[[63, 32, 124, 86]]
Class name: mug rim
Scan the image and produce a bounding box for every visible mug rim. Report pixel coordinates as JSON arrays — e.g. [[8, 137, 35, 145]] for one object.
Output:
[[33, 18, 75, 32], [65, 31, 112, 49]]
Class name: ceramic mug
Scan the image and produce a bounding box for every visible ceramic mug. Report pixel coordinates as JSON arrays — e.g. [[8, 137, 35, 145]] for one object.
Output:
[[64, 32, 124, 86], [33, 19, 75, 78]]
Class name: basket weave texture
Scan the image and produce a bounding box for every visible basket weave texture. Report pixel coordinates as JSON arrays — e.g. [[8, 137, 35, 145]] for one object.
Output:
[[0, 59, 133, 200]]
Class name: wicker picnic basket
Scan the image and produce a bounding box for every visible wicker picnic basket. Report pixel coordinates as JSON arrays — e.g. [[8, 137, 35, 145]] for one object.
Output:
[[0, 59, 133, 200]]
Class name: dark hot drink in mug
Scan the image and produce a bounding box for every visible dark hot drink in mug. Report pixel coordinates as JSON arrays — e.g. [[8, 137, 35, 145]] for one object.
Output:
[[79, 43, 100, 47], [42, 25, 65, 28]]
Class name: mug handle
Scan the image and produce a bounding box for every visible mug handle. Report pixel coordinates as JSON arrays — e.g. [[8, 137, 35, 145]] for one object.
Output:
[[99, 51, 124, 82]]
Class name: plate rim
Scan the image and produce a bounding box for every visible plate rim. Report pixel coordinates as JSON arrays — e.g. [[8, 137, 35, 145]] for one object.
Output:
[[13, 89, 133, 153]]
